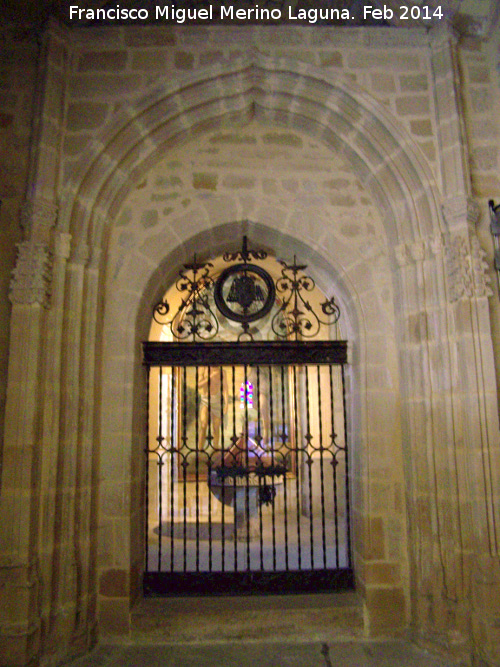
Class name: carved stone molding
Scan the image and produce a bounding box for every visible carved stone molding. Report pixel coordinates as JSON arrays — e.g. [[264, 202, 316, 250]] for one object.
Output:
[[396, 229, 491, 301], [88, 246, 102, 271], [71, 243, 90, 266], [446, 232, 492, 302], [394, 235, 444, 267], [9, 241, 52, 307]]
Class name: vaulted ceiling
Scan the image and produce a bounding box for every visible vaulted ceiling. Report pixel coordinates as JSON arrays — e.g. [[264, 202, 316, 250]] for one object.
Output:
[[2, 0, 499, 36]]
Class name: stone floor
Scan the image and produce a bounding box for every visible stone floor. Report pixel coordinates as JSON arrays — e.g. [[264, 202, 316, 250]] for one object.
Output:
[[61, 639, 458, 667]]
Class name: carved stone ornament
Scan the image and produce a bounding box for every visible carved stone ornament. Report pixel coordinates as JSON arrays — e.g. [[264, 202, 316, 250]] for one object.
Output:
[[446, 232, 492, 302], [9, 241, 52, 307]]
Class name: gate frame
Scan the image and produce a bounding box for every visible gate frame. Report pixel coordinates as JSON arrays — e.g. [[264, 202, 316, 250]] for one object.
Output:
[[142, 339, 353, 596]]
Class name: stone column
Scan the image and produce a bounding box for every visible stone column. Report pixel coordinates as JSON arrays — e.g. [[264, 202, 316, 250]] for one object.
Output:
[[442, 198, 500, 665], [0, 239, 52, 666]]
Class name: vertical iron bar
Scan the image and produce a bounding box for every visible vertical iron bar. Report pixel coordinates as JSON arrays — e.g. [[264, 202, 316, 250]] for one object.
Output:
[[342, 365, 352, 567], [317, 365, 327, 568], [257, 365, 264, 570], [280, 365, 289, 571], [329, 364, 340, 567], [269, 365, 276, 570], [145, 366, 150, 573], [305, 365, 314, 569], [244, 363, 251, 570], [220, 365, 226, 572], [208, 367, 214, 573], [170, 366, 175, 572], [293, 365, 301, 570], [158, 367, 163, 572], [195, 366, 200, 572], [182, 366, 188, 572], [232, 365, 238, 570]]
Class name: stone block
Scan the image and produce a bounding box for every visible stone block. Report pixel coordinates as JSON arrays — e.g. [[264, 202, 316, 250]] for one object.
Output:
[[192, 173, 217, 190], [209, 133, 257, 145], [124, 27, 176, 47], [319, 51, 343, 67], [365, 562, 400, 586], [66, 102, 108, 131], [470, 88, 492, 113], [78, 50, 128, 72], [70, 74, 143, 99], [262, 132, 303, 148], [98, 597, 130, 635], [471, 147, 498, 171], [99, 569, 128, 597], [362, 517, 386, 560], [472, 174, 500, 197], [468, 66, 489, 84], [199, 51, 224, 66], [365, 586, 406, 635], [130, 50, 169, 70], [410, 119, 432, 136], [174, 51, 194, 70], [348, 51, 420, 71], [370, 73, 396, 93], [399, 74, 428, 91], [395, 95, 430, 116], [223, 175, 256, 189], [417, 140, 436, 162]]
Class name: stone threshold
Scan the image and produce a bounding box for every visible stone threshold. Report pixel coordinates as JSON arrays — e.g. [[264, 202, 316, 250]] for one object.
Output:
[[129, 591, 364, 644]]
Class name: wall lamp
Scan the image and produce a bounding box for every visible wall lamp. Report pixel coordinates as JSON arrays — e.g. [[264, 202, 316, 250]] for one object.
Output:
[[489, 200, 500, 292]]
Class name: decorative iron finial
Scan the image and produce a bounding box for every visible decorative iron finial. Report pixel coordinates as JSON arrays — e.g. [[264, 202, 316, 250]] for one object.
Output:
[[222, 235, 268, 263]]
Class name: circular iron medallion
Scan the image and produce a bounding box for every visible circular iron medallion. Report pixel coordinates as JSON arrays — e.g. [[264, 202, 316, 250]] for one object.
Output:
[[214, 263, 276, 323]]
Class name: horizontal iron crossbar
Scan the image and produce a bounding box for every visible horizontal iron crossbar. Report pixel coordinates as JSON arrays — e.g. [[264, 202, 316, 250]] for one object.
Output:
[[143, 568, 355, 597], [143, 340, 348, 366]]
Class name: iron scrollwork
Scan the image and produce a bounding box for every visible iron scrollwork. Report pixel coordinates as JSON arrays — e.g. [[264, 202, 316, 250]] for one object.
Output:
[[271, 257, 340, 340], [153, 257, 219, 341], [152, 237, 342, 342]]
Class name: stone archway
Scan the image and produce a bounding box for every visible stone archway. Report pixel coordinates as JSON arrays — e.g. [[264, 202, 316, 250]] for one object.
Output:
[[3, 40, 500, 667]]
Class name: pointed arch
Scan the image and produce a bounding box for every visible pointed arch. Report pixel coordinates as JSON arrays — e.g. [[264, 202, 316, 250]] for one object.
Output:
[[59, 54, 442, 257]]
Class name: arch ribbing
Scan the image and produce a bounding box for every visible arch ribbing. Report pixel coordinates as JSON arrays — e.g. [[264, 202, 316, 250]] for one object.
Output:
[[59, 55, 442, 255]]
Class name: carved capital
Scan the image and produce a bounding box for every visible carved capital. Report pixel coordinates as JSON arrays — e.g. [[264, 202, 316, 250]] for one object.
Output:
[[9, 241, 52, 307], [394, 243, 411, 267], [409, 240, 426, 262], [395, 239, 429, 266], [429, 233, 446, 256], [54, 233, 71, 260]]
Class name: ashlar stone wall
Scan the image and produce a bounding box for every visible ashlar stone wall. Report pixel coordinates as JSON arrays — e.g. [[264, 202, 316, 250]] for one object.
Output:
[[1, 19, 500, 667]]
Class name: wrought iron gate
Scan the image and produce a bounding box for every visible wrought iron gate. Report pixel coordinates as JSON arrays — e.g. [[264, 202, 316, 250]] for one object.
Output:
[[142, 239, 353, 595]]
